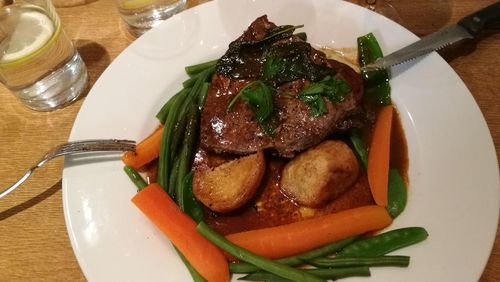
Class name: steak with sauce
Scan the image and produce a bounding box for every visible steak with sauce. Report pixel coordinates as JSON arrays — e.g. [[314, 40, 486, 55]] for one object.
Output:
[[200, 15, 364, 157]]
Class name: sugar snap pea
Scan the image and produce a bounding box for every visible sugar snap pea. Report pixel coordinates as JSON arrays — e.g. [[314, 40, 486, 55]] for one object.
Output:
[[307, 255, 410, 268], [230, 236, 358, 273], [348, 130, 368, 169], [337, 227, 428, 257], [196, 222, 325, 282], [357, 32, 391, 105], [387, 168, 407, 218]]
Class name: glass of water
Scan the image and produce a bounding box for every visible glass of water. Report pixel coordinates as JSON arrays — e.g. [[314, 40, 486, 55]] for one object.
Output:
[[0, 0, 88, 111], [116, 0, 187, 37]]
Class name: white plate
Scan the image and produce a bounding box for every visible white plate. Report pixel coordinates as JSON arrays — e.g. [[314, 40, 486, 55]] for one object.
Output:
[[63, 0, 499, 281]]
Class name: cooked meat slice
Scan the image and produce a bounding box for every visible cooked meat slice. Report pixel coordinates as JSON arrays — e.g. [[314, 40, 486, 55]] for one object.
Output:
[[200, 15, 364, 157], [280, 140, 359, 207], [193, 151, 266, 213]]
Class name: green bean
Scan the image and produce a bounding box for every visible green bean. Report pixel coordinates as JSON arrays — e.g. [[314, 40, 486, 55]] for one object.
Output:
[[169, 110, 189, 162], [185, 59, 218, 76], [307, 267, 370, 279], [180, 172, 204, 222], [168, 157, 181, 197], [175, 103, 199, 204], [183, 73, 201, 88], [307, 255, 410, 268], [239, 267, 370, 281], [123, 165, 147, 191], [171, 68, 209, 162], [338, 227, 428, 257], [238, 273, 293, 282], [157, 91, 187, 191], [183, 65, 215, 88], [176, 248, 206, 282], [196, 222, 325, 282], [159, 76, 202, 192], [198, 82, 210, 110], [230, 236, 358, 273], [191, 67, 214, 104], [161, 64, 211, 195], [348, 130, 368, 170], [155, 87, 191, 124], [387, 169, 407, 218]]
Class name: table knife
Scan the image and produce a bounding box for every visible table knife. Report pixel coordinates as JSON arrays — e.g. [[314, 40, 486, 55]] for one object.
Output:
[[363, 1, 500, 70]]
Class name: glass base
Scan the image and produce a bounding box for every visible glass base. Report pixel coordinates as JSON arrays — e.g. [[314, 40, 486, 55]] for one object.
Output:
[[13, 52, 88, 111], [119, 0, 187, 37]]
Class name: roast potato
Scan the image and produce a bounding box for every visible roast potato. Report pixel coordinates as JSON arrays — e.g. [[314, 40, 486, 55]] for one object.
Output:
[[280, 140, 359, 208], [193, 151, 265, 213]]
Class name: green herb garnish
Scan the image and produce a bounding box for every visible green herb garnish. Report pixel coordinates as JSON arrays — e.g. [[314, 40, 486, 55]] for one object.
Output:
[[298, 76, 352, 117], [241, 25, 304, 46], [261, 41, 332, 86], [227, 81, 275, 136]]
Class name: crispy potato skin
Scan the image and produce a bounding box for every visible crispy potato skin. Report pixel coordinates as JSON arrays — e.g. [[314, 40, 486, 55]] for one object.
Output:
[[280, 140, 359, 208], [193, 151, 266, 213]]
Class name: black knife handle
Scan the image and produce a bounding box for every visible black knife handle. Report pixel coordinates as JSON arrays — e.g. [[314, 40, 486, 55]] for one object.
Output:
[[458, 2, 500, 37]]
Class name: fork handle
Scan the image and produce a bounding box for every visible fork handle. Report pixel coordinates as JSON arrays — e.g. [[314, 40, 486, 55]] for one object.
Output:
[[0, 168, 34, 199]]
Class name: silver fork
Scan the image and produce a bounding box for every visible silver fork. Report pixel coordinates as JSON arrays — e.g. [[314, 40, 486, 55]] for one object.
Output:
[[0, 139, 136, 199]]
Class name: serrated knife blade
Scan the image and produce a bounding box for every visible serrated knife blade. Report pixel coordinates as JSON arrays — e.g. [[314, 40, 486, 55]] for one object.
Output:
[[362, 1, 500, 71]]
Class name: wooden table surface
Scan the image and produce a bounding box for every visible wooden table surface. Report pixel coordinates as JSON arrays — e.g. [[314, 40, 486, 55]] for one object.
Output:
[[0, 0, 498, 281]]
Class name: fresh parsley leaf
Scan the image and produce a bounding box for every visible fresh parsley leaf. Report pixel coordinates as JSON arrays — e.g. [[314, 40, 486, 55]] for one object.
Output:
[[259, 121, 276, 137], [321, 76, 351, 103], [300, 83, 325, 96], [226, 81, 275, 136], [298, 76, 352, 117], [240, 81, 274, 123], [304, 95, 328, 117]]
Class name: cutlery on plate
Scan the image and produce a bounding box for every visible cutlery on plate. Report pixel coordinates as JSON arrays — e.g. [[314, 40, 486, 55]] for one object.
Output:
[[0, 139, 136, 199], [362, 1, 500, 70]]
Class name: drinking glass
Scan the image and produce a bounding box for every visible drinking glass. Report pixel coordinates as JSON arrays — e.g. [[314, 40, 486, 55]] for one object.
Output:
[[116, 0, 187, 37], [358, 0, 403, 23], [0, 0, 88, 111]]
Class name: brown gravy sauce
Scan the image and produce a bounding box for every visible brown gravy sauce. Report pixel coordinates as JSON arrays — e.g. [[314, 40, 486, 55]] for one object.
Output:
[[196, 110, 408, 235], [145, 48, 409, 236]]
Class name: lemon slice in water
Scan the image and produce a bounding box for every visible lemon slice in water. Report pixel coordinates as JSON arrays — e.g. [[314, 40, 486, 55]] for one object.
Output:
[[121, 0, 156, 10], [0, 9, 55, 64]]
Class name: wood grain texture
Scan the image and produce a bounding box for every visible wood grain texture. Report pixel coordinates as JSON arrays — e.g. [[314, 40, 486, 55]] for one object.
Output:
[[0, 0, 498, 281]]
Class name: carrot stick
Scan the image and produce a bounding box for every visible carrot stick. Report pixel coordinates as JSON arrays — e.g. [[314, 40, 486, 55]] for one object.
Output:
[[367, 105, 393, 206], [226, 205, 392, 259], [132, 183, 229, 282], [122, 126, 163, 170]]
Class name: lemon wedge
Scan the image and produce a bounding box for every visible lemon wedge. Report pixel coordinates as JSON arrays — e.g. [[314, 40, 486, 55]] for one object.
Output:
[[121, 0, 156, 10], [0, 9, 55, 64]]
